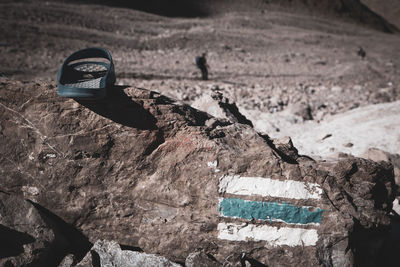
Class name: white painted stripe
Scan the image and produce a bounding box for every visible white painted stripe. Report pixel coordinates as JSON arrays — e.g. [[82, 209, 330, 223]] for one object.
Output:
[[219, 175, 322, 200], [217, 222, 318, 246]]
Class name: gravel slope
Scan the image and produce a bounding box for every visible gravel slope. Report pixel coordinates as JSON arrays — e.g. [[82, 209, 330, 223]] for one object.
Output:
[[1, 0, 399, 160]]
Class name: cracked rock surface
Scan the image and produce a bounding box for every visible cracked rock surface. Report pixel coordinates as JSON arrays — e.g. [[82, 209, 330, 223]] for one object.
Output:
[[0, 79, 398, 266], [75, 240, 180, 267]]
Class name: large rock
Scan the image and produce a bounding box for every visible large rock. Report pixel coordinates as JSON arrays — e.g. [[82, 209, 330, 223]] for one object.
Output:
[[0, 79, 397, 266]]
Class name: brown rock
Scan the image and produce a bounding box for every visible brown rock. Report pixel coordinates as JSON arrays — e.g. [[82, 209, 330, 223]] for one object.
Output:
[[362, 147, 400, 186], [0, 80, 397, 266]]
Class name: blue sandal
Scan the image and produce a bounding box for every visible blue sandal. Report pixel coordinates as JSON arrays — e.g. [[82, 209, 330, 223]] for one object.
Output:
[[57, 48, 116, 99]]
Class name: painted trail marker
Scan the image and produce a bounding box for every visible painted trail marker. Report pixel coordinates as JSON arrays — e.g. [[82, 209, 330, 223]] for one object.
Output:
[[218, 175, 324, 247], [219, 175, 323, 200], [217, 222, 319, 246], [219, 198, 323, 225]]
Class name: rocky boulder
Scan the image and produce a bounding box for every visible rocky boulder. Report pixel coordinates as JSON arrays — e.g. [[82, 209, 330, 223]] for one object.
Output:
[[0, 79, 398, 266]]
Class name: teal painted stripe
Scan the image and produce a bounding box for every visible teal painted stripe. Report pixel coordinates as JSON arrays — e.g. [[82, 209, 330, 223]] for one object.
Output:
[[219, 198, 323, 224]]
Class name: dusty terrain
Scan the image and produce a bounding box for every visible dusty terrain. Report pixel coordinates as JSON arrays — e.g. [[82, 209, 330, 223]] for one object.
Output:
[[1, 1, 400, 159]]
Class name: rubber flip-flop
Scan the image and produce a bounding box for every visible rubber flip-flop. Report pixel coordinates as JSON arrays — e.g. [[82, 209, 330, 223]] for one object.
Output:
[[57, 47, 116, 99]]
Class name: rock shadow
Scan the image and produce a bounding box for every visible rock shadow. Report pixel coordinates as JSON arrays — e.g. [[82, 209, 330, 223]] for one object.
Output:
[[258, 133, 298, 164], [118, 72, 200, 81], [28, 200, 92, 266], [75, 0, 209, 18], [241, 254, 269, 267], [0, 225, 35, 258], [120, 244, 143, 252], [90, 250, 101, 267], [77, 85, 158, 130]]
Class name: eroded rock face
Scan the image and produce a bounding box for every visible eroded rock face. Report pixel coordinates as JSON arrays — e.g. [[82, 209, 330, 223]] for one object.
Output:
[[362, 147, 400, 186], [0, 79, 397, 266]]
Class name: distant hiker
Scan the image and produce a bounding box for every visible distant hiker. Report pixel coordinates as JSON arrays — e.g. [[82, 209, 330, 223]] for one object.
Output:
[[357, 47, 366, 59], [195, 53, 209, 80]]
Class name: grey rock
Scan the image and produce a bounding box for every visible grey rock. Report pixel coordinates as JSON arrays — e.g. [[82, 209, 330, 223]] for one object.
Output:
[[192, 90, 253, 126], [393, 198, 400, 215], [287, 101, 313, 121], [361, 147, 400, 186], [59, 254, 75, 267], [77, 240, 180, 267], [185, 251, 220, 267]]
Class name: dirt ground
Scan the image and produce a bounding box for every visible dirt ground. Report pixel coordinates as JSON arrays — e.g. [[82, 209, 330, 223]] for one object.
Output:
[[1, 0, 399, 158]]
